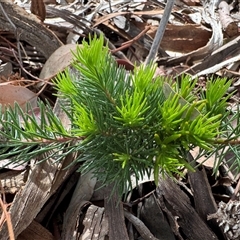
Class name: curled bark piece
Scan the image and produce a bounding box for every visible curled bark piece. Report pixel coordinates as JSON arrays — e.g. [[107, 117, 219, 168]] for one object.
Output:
[[0, 0, 62, 58], [156, 177, 218, 240], [218, 1, 238, 38]]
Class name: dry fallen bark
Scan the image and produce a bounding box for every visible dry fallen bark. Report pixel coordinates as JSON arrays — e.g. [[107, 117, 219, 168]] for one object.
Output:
[[0, 159, 72, 239], [104, 185, 129, 240], [80, 205, 108, 240], [0, 0, 62, 58], [17, 220, 53, 240], [187, 34, 240, 74], [30, 0, 46, 22], [157, 177, 218, 240]]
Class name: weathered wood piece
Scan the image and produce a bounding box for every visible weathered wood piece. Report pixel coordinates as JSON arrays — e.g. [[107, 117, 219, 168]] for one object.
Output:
[[190, 35, 240, 77], [80, 205, 108, 240], [156, 177, 218, 240], [17, 220, 53, 240], [0, 0, 62, 58], [104, 186, 129, 240], [0, 170, 25, 194], [218, 1, 238, 38]]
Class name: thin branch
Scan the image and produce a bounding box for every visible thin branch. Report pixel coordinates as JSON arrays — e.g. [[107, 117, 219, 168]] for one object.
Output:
[[111, 25, 151, 54], [0, 2, 26, 73], [124, 189, 155, 207], [0, 198, 14, 240], [0, 135, 83, 145], [11, 49, 53, 84], [0, 182, 14, 240], [145, 0, 175, 65], [214, 138, 240, 145]]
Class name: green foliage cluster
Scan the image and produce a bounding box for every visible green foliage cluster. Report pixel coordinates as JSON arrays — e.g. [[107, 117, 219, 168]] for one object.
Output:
[[0, 34, 237, 194], [54, 35, 231, 192]]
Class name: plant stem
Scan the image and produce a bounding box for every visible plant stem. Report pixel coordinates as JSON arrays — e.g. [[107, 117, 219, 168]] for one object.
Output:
[[214, 138, 240, 145]]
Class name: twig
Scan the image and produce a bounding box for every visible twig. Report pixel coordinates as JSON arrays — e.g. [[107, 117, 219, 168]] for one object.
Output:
[[11, 49, 47, 82], [124, 190, 155, 207], [94, 28, 130, 61], [111, 25, 151, 54], [214, 138, 240, 145], [0, 198, 14, 240], [0, 2, 25, 72], [145, 0, 175, 65], [124, 210, 159, 240], [108, 0, 113, 13], [11, 49, 53, 96], [0, 182, 14, 240], [0, 35, 18, 50]]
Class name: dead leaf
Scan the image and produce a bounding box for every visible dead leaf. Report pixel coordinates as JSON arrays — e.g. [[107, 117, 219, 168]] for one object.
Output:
[[148, 24, 212, 53], [40, 43, 78, 79], [0, 85, 37, 112]]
